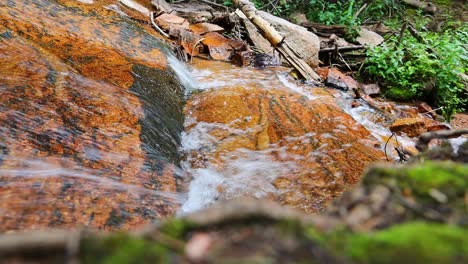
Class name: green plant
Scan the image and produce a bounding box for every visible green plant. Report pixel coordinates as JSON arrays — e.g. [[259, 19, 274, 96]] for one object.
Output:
[[365, 24, 467, 119]]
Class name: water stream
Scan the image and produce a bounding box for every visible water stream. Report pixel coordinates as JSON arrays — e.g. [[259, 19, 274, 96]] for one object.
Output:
[[177, 59, 411, 213], [2, 0, 463, 231]]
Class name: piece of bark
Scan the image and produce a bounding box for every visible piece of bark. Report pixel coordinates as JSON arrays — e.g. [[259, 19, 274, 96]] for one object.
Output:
[[155, 13, 190, 31], [202, 32, 246, 61], [401, 0, 437, 14], [178, 29, 205, 56], [233, 0, 320, 81], [190, 23, 224, 35]]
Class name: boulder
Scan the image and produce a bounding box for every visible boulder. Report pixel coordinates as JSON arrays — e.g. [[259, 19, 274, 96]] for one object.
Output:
[[259, 11, 320, 68], [0, 0, 184, 231]]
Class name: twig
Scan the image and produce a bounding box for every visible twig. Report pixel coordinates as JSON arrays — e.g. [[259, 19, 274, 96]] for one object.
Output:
[[384, 133, 395, 161], [150, 12, 170, 38], [353, 3, 368, 20], [416, 129, 468, 152], [199, 0, 230, 11], [190, 38, 205, 64], [338, 52, 352, 72], [421, 106, 444, 116]]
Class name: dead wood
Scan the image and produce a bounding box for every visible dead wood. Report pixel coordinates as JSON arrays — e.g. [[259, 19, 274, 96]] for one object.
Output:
[[233, 0, 321, 81], [401, 0, 437, 14], [235, 9, 274, 54], [320, 45, 366, 53], [301, 22, 347, 37], [416, 129, 468, 152]]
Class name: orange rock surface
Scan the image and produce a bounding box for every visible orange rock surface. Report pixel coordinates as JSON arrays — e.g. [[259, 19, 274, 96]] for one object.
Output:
[[185, 60, 385, 212], [0, 0, 183, 231], [390, 118, 426, 137]]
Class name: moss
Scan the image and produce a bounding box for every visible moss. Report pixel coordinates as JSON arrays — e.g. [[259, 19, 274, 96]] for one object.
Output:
[[81, 233, 175, 264], [344, 222, 468, 263], [363, 161, 468, 201], [383, 87, 419, 101], [158, 218, 197, 239]]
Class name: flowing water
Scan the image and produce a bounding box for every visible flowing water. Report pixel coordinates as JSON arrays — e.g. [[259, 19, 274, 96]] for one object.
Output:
[[177, 59, 406, 213], [2, 0, 461, 231]]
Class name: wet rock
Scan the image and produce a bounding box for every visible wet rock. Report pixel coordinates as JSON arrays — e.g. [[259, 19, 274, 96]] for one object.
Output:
[[426, 124, 451, 132], [185, 63, 384, 212], [325, 68, 359, 91], [259, 11, 320, 68], [0, 0, 184, 231], [351, 101, 361, 108], [390, 118, 426, 137]]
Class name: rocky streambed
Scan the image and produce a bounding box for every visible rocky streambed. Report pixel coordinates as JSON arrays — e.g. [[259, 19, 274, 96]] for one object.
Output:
[[0, 2, 467, 263]]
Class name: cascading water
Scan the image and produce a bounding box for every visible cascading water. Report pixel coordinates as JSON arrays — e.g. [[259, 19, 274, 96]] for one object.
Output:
[[176, 59, 412, 214]]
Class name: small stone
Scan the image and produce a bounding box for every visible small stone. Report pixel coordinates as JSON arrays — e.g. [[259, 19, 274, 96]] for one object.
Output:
[[346, 204, 372, 227], [361, 83, 381, 96], [369, 185, 391, 212], [356, 27, 384, 47], [185, 233, 213, 261], [351, 101, 361, 108], [389, 118, 426, 137]]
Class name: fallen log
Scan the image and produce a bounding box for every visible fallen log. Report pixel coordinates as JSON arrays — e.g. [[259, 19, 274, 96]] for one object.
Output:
[[301, 22, 347, 37], [233, 0, 321, 81], [319, 45, 366, 53]]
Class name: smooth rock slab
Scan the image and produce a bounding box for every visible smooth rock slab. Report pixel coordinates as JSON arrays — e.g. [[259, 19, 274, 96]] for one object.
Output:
[[185, 82, 384, 213], [0, 0, 184, 231]]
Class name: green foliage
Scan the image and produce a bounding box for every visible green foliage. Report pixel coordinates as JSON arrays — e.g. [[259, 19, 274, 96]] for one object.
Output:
[[344, 222, 468, 263], [365, 24, 467, 119]]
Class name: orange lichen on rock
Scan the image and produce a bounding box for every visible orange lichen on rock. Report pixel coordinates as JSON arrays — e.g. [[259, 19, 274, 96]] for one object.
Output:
[[0, 0, 183, 232], [390, 118, 426, 137], [184, 61, 385, 212]]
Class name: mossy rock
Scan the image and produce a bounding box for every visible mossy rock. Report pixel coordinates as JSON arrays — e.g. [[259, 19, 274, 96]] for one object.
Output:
[[312, 221, 468, 264], [363, 161, 467, 203]]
